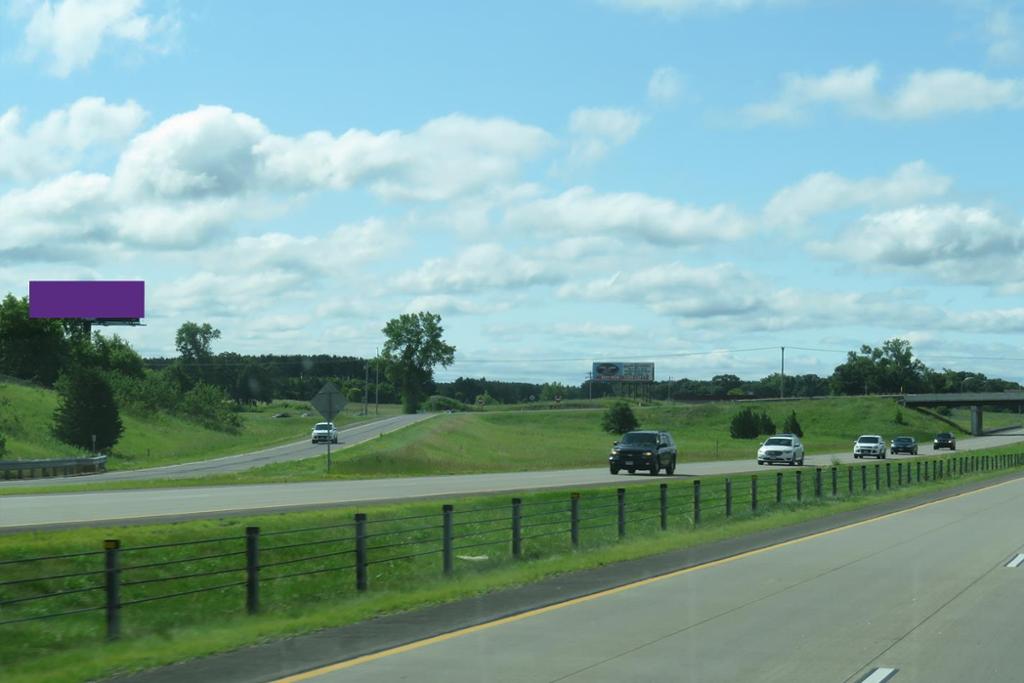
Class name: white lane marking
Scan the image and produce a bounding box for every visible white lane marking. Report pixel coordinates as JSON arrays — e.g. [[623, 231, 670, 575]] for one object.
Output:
[[860, 667, 897, 683], [1006, 553, 1024, 568]]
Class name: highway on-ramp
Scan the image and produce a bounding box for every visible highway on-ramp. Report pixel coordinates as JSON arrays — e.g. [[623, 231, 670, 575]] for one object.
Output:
[[0, 412, 434, 487], [270, 474, 1024, 683], [2, 432, 1022, 531]]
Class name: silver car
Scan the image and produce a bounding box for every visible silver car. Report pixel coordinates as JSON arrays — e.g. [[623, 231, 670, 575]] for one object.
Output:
[[853, 434, 886, 459], [757, 435, 805, 466], [311, 422, 339, 444]]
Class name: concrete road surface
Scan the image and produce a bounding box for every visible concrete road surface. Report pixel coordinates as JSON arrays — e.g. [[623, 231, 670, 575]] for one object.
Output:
[[2, 432, 1022, 531], [280, 474, 1024, 683], [0, 412, 433, 487]]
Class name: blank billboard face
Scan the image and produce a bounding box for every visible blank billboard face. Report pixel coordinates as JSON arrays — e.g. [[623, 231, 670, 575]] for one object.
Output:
[[29, 281, 145, 319]]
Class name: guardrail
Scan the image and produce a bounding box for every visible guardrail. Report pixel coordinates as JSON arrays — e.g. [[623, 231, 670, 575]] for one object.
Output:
[[0, 451, 1021, 642], [0, 455, 107, 480]]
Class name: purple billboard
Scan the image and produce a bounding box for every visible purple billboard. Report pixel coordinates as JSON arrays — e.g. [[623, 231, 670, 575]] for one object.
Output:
[[29, 281, 145, 320]]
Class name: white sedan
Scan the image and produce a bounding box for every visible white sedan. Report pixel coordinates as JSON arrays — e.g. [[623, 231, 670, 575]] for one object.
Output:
[[757, 435, 805, 466]]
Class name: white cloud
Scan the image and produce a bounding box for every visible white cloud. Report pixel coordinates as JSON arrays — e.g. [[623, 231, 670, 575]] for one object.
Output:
[[763, 161, 952, 227], [404, 294, 511, 316], [810, 204, 1020, 268], [394, 243, 561, 293], [647, 67, 683, 103], [506, 186, 749, 244], [567, 107, 645, 164], [745, 64, 1024, 122], [259, 113, 553, 201], [987, 8, 1022, 63], [0, 97, 146, 181], [17, 0, 178, 77]]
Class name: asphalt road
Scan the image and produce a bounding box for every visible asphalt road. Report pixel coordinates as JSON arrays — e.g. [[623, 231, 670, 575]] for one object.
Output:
[[2, 432, 1022, 531], [277, 473, 1024, 683], [0, 412, 434, 487]]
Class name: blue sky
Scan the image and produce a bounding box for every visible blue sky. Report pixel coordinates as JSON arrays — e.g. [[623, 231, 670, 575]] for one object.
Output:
[[2, 0, 1023, 385]]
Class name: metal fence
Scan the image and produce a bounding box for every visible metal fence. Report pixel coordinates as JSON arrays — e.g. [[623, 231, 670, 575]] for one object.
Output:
[[1, 451, 1021, 642], [0, 455, 107, 479]]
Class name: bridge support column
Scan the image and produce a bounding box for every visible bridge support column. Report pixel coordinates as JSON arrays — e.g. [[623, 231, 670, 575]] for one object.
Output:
[[971, 405, 983, 436]]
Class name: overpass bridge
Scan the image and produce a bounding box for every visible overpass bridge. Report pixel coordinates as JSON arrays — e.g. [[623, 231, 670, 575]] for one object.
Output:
[[902, 391, 1024, 435]]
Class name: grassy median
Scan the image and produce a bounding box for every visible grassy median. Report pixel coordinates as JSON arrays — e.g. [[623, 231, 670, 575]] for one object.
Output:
[[1, 447, 1021, 683]]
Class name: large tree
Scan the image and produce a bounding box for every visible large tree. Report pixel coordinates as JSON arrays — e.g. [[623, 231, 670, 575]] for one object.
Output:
[[52, 367, 124, 451], [173, 321, 221, 390], [381, 312, 455, 413], [0, 294, 67, 386]]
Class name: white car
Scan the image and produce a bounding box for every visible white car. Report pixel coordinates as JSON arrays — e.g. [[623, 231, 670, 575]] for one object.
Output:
[[757, 435, 805, 466], [311, 422, 339, 444], [853, 434, 886, 459]]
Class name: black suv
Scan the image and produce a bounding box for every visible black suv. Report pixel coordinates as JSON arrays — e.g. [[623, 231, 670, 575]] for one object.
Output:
[[609, 431, 677, 476], [890, 436, 918, 455], [933, 432, 957, 450]]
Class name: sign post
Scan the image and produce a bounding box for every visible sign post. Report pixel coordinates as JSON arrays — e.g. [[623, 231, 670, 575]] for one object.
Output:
[[310, 382, 346, 472]]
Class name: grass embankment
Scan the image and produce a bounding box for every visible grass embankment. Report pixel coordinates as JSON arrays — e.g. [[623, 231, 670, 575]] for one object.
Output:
[[2, 446, 1022, 683], [0, 381, 400, 470]]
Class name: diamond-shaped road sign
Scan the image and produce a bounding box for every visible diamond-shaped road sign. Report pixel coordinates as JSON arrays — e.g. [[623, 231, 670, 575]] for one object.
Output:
[[310, 382, 346, 422]]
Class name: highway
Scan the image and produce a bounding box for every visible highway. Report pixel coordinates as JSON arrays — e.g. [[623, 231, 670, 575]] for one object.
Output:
[[2, 431, 1022, 530], [272, 474, 1024, 683], [0, 412, 434, 486]]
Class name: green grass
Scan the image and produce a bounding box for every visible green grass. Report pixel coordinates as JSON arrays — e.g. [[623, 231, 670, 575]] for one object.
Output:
[[1, 446, 1021, 683], [0, 381, 401, 470]]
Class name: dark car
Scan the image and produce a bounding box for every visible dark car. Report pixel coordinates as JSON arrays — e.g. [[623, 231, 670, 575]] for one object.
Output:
[[609, 430, 677, 476], [890, 436, 918, 455], [933, 432, 957, 450]]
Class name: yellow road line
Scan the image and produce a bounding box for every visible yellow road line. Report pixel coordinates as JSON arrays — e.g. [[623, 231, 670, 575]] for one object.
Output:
[[271, 475, 1022, 682]]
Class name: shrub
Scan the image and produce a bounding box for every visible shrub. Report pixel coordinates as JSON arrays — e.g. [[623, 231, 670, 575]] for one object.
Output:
[[601, 401, 638, 434], [0, 430, 6, 456], [180, 382, 242, 433], [783, 410, 804, 437], [894, 408, 906, 425], [422, 395, 474, 412], [52, 367, 124, 451], [731, 407, 776, 438]]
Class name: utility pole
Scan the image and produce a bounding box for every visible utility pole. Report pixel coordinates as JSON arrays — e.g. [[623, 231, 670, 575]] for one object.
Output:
[[780, 346, 785, 399], [374, 347, 380, 415], [363, 360, 369, 416]]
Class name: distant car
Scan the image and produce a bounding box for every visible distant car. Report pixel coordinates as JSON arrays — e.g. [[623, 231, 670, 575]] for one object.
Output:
[[854, 435, 886, 459], [311, 422, 338, 444], [757, 435, 805, 466], [933, 432, 957, 450], [890, 436, 918, 455], [609, 430, 677, 476]]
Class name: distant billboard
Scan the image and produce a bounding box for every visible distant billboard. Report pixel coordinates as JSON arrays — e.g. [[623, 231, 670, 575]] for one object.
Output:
[[29, 281, 145, 320], [592, 362, 655, 382]]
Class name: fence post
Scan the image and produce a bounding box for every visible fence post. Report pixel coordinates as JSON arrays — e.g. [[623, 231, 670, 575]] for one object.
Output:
[[848, 466, 853, 495], [442, 504, 453, 577], [796, 470, 803, 502], [571, 492, 580, 547], [861, 465, 867, 492], [355, 513, 367, 592], [938, 460, 944, 480], [874, 464, 880, 491], [815, 468, 822, 499], [512, 498, 522, 558], [916, 461, 921, 483], [659, 484, 668, 531], [831, 467, 837, 497], [104, 539, 121, 641], [898, 462, 903, 486], [751, 475, 758, 513], [245, 527, 260, 615], [694, 480, 701, 525], [725, 479, 732, 517], [885, 462, 892, 489], [775, 472, 783, 504], [617, 488, 626, 539]]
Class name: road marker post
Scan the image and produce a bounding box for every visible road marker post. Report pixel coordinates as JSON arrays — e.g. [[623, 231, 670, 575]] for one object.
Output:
[[355, 514, 367, 592], [442, 505, 453, 577], [246, 527, 260, 614], [511, 498, 522, 558], [617, 488, 626, 538], [104, 539, 121, 641], [571, 493, 581, 547]]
